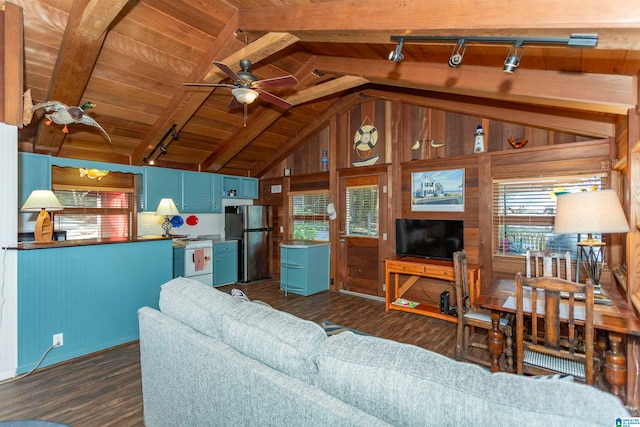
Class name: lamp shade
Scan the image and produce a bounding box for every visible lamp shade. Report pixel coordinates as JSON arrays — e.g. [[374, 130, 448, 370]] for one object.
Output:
[[21, 190, 63, 211], [155, 198, 180, 216], [554, 190, 630, 234], [231, 87, 259, 104]]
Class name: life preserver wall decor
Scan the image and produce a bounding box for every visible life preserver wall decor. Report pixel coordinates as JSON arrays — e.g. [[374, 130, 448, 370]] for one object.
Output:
[[352, 117, 380, 167]]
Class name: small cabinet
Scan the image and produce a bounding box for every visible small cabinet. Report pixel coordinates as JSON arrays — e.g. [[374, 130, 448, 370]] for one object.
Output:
[[173, 246, 185, 278], [280, 243, 330, 296], [222, 175, 258, 199], [19, 153, 51, 207], [213, 240, 238, 286]]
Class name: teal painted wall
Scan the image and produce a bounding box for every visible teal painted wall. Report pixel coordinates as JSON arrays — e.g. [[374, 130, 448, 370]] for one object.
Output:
[[17, 240, 172, 373]]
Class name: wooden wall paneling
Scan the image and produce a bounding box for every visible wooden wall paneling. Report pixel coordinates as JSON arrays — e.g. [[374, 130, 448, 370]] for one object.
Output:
[[338, 111, 350, 170], [329, 115, 338, 290], [625, 108, 640, 413], [445, 111, 482, 157], [488, 121, 526, 151], [409, 105, 430, 161], [372, 99, 386, 164], [478, 155, 494, 289], [430, 109, 446, 160], [400, 156, 480, 265], [524, 126, 550, 148]]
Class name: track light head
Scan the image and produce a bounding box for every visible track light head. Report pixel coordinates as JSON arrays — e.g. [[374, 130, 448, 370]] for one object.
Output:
[[503, 41, 524, 73], [388, 38, 405, 62], [448, 39, 466, 68]]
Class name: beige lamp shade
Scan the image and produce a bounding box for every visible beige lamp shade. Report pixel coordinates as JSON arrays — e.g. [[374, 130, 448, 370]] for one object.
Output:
[[155, 198, 180, 216], [554, 190, 630, 235], [21, 190, 63, 211], [21, 190, 63, 243]]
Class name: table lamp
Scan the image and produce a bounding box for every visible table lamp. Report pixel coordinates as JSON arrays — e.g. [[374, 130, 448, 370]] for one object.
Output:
[[554, 189, 630, 285], [155, 198, 180, 237], [20, 190, 63, 243]]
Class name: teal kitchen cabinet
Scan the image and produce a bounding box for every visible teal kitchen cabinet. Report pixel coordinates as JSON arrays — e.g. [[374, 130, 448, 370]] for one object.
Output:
[[19, 153, 51, 206], [280, 242, 330, 296], [212, 174, 222, 213], [213, 240, 238, 286], [222, 175, 258, 199], [173, 246, 185, 278], [140, 166, 182, 212], [182, 171, 214, 212]]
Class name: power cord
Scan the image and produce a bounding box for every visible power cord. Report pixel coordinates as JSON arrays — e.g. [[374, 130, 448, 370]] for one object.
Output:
[[0, 242, 59, 383]]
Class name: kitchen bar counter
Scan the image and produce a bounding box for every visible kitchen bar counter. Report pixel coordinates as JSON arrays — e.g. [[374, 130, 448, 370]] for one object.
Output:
[[279, 240, 330, 248], [15, 235, 171, 250]]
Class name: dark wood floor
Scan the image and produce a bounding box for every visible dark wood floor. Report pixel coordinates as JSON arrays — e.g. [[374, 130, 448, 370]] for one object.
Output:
[[0, 279, 485, 426]]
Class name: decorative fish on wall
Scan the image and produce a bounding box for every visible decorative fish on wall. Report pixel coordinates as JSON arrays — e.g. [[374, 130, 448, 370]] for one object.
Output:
[[79, 168, 109, 180], [32, 101, 111, 143]]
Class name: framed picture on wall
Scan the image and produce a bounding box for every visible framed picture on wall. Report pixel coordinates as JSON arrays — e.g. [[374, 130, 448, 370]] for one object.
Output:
[[411, 168, 465, 212]]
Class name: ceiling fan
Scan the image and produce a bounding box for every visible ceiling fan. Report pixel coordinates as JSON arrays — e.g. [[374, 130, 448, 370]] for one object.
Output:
[[184, 59, 297, 125]]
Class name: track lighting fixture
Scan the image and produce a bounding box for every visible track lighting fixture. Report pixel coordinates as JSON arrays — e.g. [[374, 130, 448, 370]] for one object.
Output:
[[388, 33, 597, 72], [143, 124, 179, 165], [388, 38, 405, 62], [503, 41, 524, 73], [448, 39, 466, 68]]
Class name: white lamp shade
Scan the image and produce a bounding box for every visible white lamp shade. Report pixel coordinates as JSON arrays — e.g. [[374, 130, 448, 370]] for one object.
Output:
[[21, 190, 63, 212], [232, 87, 259, 104], [554, 189, 630, 234], [155, 198, 180, 216]]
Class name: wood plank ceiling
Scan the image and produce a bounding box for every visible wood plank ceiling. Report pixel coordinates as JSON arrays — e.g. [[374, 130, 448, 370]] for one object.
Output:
[[12, 0, 640, 177]]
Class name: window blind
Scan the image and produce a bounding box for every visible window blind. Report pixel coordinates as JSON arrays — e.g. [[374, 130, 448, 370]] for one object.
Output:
[[53, 188, 134, 240], [492, 173, 606, 257], [289, 190, 330, 241], [346, 184, 378, 238]]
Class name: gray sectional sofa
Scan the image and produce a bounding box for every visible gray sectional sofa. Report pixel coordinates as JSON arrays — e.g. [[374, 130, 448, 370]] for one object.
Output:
[[138, 277, 629, 426]]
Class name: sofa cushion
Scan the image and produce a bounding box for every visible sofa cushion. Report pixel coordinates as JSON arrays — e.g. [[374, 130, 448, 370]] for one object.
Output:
[[222, 302, 326, 383], [313, 332, 626, 427], [159, 277, 239, 338]]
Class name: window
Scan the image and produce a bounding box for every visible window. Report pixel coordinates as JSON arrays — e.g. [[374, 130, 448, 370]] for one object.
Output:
[[346, 185, 378, 238], [493, 173, 606, 257], [53, 187, 134, 240], [289, 191, 330, 241]]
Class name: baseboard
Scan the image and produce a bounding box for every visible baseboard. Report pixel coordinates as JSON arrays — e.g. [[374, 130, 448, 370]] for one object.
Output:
[[338, 289, 385, 302]]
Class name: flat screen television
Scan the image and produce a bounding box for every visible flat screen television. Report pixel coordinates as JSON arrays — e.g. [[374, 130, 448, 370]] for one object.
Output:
[[395, 219, 464, 261]]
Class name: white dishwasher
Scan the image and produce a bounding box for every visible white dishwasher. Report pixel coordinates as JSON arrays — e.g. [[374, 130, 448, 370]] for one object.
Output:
[[173, 238, 213, 286]]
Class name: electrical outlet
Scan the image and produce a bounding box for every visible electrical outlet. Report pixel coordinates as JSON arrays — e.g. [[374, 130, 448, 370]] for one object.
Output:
[[53, 333, 63, 347]]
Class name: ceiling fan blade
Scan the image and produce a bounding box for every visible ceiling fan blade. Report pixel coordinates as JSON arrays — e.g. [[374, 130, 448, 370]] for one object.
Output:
[[213, 61, 242, 83], [183, 83, 235, 88], [253, 75, 298, 90], [258, 90, 293, 109]]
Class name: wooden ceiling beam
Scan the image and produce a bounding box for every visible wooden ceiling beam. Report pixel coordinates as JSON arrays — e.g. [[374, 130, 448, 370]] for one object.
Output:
[[238, 0, 640, 50], [288, 76, 369, 106], [130, 28, 299, 166], [251, 93, 368, 177], [31, 0, 129, 155], [363, 88, 616, 138], [314, 55, 636, 115]]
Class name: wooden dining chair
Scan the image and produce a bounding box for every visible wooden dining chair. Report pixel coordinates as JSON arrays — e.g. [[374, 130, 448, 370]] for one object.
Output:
[[525, 249, 572, 280], [454, 250, 513, 369], [515, 272, 597, 384]]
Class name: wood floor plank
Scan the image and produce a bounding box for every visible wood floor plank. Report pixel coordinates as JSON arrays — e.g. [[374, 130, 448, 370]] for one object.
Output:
[[0, 279, 478, 426]]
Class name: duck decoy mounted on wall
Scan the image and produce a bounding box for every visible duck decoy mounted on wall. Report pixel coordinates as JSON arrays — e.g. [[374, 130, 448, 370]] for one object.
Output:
[[31, 101, 111, 143]]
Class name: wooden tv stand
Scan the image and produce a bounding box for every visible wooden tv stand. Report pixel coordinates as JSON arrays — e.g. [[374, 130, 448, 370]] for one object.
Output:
[[384, 257, 481, 323]]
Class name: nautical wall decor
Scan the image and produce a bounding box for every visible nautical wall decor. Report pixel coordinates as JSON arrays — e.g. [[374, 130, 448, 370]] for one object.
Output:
[[352, 117, 380, 167]]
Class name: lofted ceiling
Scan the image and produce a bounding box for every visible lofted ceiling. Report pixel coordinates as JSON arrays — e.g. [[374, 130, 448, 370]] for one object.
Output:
[[12, 0, 640, 177]]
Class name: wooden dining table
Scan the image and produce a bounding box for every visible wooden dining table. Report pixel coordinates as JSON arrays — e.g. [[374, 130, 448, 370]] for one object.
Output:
[[476, 278, 640, 404]]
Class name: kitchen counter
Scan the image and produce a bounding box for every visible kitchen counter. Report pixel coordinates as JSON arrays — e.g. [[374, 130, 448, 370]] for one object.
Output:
[[16, 235, 171, 250]]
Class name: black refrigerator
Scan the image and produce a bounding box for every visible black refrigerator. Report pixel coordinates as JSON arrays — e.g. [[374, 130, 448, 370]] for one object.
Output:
[[225, 205, 272, 282]]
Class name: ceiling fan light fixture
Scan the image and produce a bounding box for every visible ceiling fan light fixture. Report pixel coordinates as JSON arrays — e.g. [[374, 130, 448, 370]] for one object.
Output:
[[232, 87, 259, 104]]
